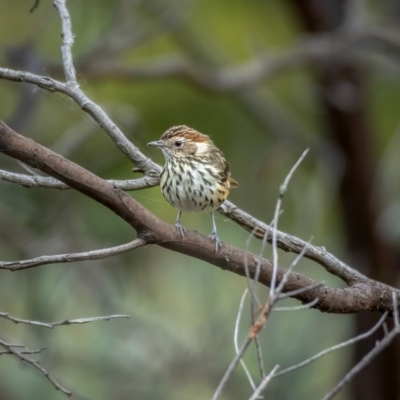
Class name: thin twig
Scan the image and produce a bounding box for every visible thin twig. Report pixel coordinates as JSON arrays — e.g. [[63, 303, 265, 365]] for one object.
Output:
[[247, 365, 280, 400], [270, 149, 309, 297], [273, 297, 319, 312], [0, 67, 158, 172], [0, 169, 160, 191], [0, 238, 146, 271], [243, 227, 262, 308], [211, 338, 253, 400], [274, 238, 312, 298], [0, 347, 46, 356], [321, 323, 400, 400], [0, 338, 72, 397], [0, 312, 129, 328], [53, 0, 78, 83], [234, 289, 257, 391], [383, 322, 389, 337], [40, 0, 159, 172], [248, 240, 315, 344], [227, 279, 278, 397], [277, 282, 324, 301], [250, 221, 275, 379], [242, 227, 267, 380], [254, 218, 274, 286], [392, 291, 399, 327], [213, 226, 312, 399], [253, 332, 265, 380], [250, 240, 313, 341], [275, 311, 388, 377]]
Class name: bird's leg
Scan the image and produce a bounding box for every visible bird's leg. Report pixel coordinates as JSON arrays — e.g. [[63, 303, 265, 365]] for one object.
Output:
[[175, 211, 186, 237], [209, 211, 221, 252]]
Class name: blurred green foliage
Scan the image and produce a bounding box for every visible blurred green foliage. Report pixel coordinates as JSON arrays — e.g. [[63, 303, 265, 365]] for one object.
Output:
[[0, 0, 399, 399]]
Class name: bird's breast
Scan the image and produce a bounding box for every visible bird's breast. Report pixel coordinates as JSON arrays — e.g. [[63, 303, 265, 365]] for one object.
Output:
[[160, 159, 229, 212]]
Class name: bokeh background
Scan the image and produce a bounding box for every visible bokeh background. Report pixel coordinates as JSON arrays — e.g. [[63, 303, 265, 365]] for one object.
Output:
[[1, 1, 400, 399]]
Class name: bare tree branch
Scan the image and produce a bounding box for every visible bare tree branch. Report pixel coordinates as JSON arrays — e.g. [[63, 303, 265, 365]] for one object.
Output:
[[51, 0, 159, 174], [0, 312, 129, 328], [212, 337, 253, 400], [393, 291, 399, 327], [0, 65, 157, 175], [0, 169, 159, 190], [0, 238, 146, 271], [234, 289, 257, 391], [0, 338, 71, 397], [0, 347, 45, 356], [274, 311, 388, 378], [214, 238, 315, 400], [1, 119, 399, 315], [273, 297, 319, 312], [53, 0, 77, 83], [321, 317, 400, 400], [270, 149, 309, 296], [219, 200, 372, 285], [277, 282, 324, 300], [247, 365, 280, 400]]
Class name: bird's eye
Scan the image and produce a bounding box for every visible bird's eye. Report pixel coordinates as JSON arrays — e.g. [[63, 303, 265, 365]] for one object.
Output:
[[174, 140, 183, 148]]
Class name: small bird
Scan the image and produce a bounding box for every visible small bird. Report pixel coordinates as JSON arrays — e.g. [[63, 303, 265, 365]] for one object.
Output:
[[148, 125, 238, 251]]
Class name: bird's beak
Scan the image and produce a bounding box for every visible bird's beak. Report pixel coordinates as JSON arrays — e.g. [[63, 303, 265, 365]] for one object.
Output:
[[147, 140, 165, 148]]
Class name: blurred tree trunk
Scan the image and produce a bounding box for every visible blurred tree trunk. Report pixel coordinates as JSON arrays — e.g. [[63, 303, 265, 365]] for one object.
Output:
[[289, 1, 400, 399]]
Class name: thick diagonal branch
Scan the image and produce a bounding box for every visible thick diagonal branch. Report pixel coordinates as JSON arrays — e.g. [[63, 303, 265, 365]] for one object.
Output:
[[0, 120, 398, 314]]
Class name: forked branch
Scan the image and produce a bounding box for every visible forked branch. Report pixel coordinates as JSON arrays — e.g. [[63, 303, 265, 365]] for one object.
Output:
[[0, 338, 71, 397]]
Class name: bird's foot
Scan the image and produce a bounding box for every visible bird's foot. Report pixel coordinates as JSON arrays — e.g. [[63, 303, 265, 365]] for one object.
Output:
[[209, 229, 221, 252], [175, 221, 186, 238]]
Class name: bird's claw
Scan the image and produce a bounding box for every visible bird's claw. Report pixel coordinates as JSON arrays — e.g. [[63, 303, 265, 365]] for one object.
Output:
[[209, 230, 221, 252], [175, 221, 186, 238]]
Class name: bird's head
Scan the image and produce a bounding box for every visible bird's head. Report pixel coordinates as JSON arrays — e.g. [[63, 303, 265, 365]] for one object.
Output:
[[147, 125, 213, 160]]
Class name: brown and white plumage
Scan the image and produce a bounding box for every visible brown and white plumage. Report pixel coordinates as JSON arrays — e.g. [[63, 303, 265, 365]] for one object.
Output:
[[148, 125, 238, 250]]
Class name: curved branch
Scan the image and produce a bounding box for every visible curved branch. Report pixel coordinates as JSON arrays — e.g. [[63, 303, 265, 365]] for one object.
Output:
[[219, 201, 367, 285], [0, 66, 158, 174], [0, 169, 159, 191], [0, 238, 146, 271], [0, 120, 398, 314]]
